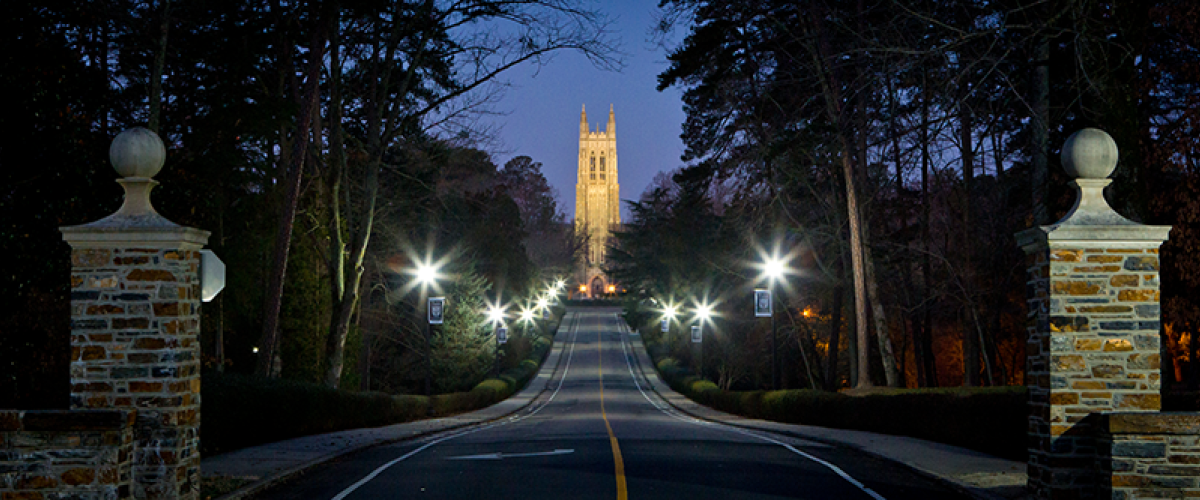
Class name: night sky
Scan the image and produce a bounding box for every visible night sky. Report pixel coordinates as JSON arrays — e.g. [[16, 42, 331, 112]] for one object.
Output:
[[480, 2, 687, 221]]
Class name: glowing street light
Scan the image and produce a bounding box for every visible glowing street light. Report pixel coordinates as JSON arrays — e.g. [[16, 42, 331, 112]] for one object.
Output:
[[486, 302, 508, 377], [406, 254, 448, 399], [753, 244, 796, 391], [487, 303, 507, 325], [659, 302, 679, 344], [691, 300, 715, 376]]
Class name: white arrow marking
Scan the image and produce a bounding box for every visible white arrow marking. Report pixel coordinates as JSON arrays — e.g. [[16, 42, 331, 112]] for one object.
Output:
[[446, 449, 574, 460]]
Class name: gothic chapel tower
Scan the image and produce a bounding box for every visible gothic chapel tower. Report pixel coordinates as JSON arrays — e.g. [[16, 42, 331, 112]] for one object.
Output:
[[575, 105, 620, 294]]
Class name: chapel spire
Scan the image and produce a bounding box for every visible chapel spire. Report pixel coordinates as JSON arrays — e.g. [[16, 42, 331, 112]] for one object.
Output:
[[607, 104, 615, 137], [581, 104, 589, 137]]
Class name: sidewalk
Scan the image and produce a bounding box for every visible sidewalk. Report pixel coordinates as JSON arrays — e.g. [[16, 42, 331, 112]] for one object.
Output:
[[203, 310, 1028, 500], [620, 325, 1029, 500], [201, 312, 579, 500]]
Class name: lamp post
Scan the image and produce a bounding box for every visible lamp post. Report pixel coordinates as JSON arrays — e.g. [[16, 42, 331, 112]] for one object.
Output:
[[519, 307, 536, 342], [487, 303, 507, 377], [411, 259, 445, 399], [693, 302, 713, 378], [765, 256, 785, 390], [755, 247, 791, 391], [661, 303, 678, 350]]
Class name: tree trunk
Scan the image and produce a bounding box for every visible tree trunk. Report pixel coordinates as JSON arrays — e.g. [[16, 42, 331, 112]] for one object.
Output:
[[960, 100, 980, 387], [256, 11, 326, 378], [825, 260, 845, 390], [323, 158, 377, 388], [842, 150, 871, 389], [864, 244, 900, 387], [324, 9, 386, 387], [148, 0, 170, 133], [920, 72, 938, 387], [1031, 36, 1050, 225]]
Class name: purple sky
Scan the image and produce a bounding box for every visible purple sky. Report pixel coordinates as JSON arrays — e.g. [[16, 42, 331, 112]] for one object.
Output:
[[482, 3, 687, 221]]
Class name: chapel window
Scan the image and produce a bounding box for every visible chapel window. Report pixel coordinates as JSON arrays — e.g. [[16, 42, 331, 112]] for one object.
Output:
[[600, 157, 606, 171]]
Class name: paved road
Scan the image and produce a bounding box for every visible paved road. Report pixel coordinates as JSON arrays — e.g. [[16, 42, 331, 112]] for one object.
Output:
[[254, 309, 967, 499]]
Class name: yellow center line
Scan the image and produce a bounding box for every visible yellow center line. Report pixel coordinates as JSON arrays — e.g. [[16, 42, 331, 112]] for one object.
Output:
[[599, 327, 628, 500]]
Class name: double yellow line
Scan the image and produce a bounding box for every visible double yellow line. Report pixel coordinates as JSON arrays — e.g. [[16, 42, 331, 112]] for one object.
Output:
[[598, 326, 628, 500]]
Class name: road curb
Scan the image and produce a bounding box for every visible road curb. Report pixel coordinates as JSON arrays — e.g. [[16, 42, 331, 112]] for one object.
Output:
[[209, 312, 581, 500], [618, 324, 1023, 500]]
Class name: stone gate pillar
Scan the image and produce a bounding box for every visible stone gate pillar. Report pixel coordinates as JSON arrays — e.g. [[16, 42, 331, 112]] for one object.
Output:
[[1017, 128, 1170, 499], [60, 128, 209, 500]]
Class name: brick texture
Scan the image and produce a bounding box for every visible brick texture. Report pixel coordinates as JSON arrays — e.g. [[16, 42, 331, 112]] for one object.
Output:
[[0, 410, 134, 500], [1099, 413, 1200, 499], [69, 248, 201, 500], [1026, 246, 1164, 499]]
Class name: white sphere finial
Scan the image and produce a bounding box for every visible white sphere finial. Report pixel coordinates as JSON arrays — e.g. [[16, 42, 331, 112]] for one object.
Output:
[[110, 127, 166, 179], [1061, 128, 1118, 179]]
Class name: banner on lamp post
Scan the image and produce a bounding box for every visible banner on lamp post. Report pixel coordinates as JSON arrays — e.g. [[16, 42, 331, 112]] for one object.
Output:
[[691, 325, 702, 343], [428, 297, 445, 325], [661, 319, 669, 333], [754, 289, 772, 317], [497, 327, 508, 345]]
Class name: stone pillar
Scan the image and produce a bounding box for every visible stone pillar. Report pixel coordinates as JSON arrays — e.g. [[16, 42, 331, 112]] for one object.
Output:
[[60, 128, 209, 500], [1017, 128, 1171, 499]]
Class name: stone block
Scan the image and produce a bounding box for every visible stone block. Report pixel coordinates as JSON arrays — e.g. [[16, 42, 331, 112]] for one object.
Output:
[[1052, 316, 1090, 332], [1113, 441, 1168, 459], [1109, 275, 1139, 287], [1053, 281, 1105, 295], [124, 270, 175, 282], [1114, 393, 1161, 411], [1127, 354, 1160, 370], [1054, 355, 1087, 371], [59, 468, 95, 486], [1093, 365, 1125, 378], [1123, 256, 1159, 271], [1117, 289, 1159, 302], [1103, 339, 1134, 351], [72, 250, 113, 268], [1079, 305, 1132, 314], [1088, 255, 1125, 263]]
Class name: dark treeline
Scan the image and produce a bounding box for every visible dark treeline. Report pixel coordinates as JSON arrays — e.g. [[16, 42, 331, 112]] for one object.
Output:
[[609, 0, 1200, 391], [0, 0, 608, 407]]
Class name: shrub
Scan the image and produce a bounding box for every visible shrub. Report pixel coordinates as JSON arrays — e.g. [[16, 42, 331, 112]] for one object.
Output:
[[647, 353, 1026, 460], [201, 372, 428, 456], [203, 326, 561, 455]]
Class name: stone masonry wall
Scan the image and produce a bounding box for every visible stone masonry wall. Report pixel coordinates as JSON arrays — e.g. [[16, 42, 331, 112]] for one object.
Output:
[[1026, 246, 1163, 499], [69, 247, 201, 500], [0, 410, 134, 500], [1098, 413, 1200, 499]]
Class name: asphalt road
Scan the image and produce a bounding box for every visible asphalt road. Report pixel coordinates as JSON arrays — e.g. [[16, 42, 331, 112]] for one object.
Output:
[[255, 309, 968, 500]]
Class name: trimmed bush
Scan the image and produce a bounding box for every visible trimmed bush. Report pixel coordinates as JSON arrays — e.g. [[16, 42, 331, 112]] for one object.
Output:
[[649, 355, 1027, 461], [201, 372, 429, 456], [203, 325, 562, 456]]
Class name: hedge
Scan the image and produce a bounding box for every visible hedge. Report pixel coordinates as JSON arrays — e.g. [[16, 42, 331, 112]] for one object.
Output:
[[202, 318, 559, 456], [653, 356, 1027, 461]]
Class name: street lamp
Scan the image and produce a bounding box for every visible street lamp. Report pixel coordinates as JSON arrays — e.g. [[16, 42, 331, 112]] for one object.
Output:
[[754, 246, 794, 391], [518, 306, 537, 339], [659, 301, 679, 347], [408, 256, 447, 398], [692, 300, 714, 377], [487, 302, 507, 377]]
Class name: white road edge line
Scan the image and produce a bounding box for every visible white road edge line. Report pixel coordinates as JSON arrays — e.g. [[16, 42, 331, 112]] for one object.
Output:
[[330, 312, 585, 500], [614, 316, 888, 500]]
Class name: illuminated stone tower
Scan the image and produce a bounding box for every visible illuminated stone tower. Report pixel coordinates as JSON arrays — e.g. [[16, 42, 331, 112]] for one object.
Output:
[[575, 104, 620, 296]]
